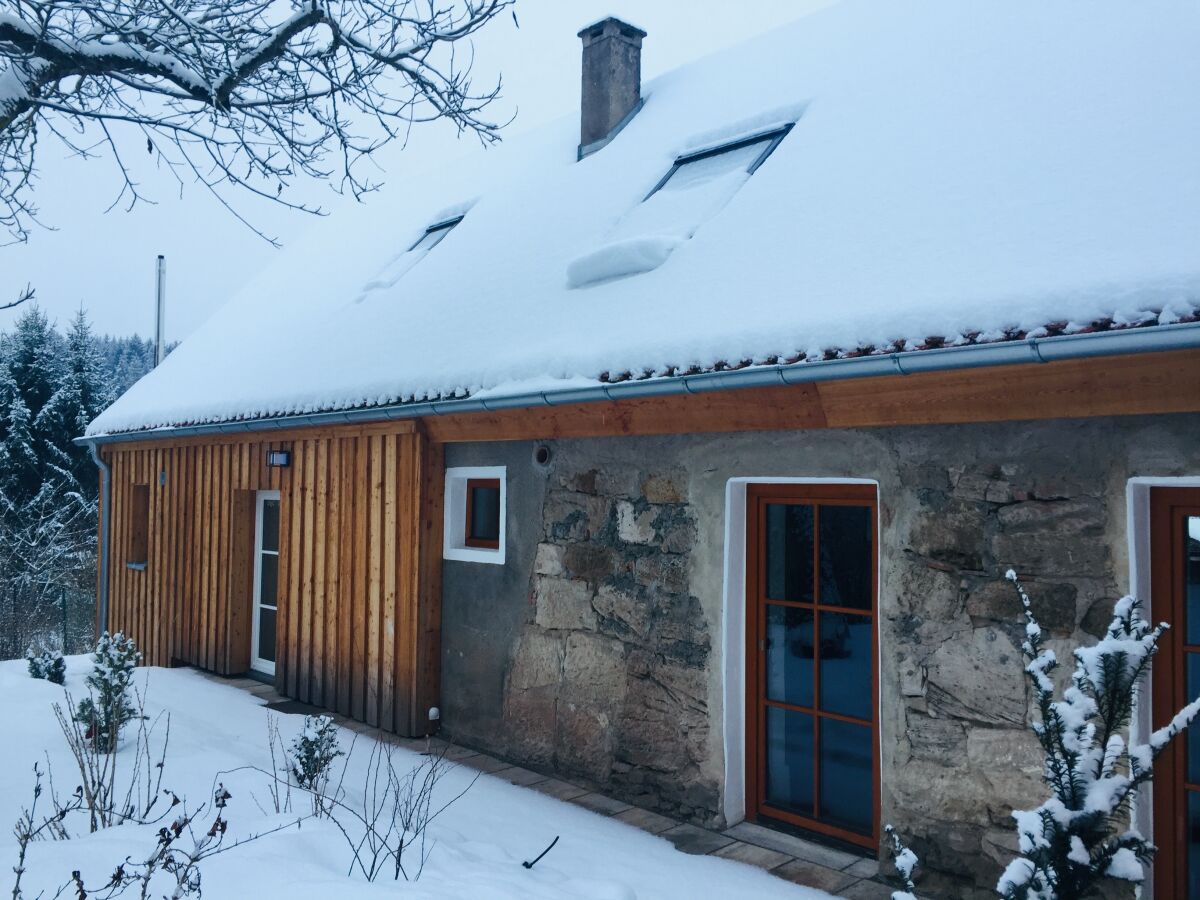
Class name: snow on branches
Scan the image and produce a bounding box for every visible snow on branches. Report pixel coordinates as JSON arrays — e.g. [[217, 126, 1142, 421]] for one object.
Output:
[[0, 0, 513, 242], [886, 573, 1200, 899], [996, 570, 1200, 900]]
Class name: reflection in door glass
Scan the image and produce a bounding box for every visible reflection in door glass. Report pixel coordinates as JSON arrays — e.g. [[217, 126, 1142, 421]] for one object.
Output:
[[766, 605, 814, 707], [818, 612, 873, 720], [819, 505, 872, 609], [766, 707, 813, 816], [765, 504, 814, 602], [819, 718, 873, 834]]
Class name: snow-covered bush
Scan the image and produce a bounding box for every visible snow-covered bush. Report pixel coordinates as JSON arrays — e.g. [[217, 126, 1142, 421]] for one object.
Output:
[[73, 632, 141, 752], [995, 570, 1200, 898], [887, 573, 1200, 899], [885, 825, 919, 900], [27, 647, 65, 684], [288, 715, 342, 817]]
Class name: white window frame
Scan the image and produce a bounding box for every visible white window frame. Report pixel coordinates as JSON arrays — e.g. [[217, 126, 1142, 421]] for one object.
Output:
[[443, 466, 506, 564], [251, 490, 281, 676]]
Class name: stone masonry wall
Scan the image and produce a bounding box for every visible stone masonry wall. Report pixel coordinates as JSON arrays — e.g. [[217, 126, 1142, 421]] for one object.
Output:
[[503, 464, 719, 821], [440, 415, 1200, 898]]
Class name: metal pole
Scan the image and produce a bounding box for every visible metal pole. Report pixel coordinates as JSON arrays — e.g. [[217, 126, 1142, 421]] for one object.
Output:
[[155, 255, 166, 367]]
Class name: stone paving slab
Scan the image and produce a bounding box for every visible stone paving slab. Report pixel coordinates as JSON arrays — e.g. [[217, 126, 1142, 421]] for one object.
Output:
[[724, 821, 863, 871], [843, 857, 881, 879], [570, 791, 634, 816], [613, 806, 678, 835], [497, 765, 550, 786], [530, 778, 592, 801], [839, 877, 895, 899], [711, 840, 794, 870], [456, 753, 513, 774], [661, 823, 735, 856], [772, 859, 860, 894]]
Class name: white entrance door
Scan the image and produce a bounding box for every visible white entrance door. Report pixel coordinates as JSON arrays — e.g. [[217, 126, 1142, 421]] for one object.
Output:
[[251, 490, 281, 676]]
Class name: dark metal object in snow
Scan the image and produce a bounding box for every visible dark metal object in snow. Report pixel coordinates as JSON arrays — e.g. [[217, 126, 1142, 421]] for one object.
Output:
[[522, 836, 559, 869]]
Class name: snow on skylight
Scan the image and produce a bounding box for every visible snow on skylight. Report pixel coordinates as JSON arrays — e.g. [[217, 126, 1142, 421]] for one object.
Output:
[[566, 128, 789, 288], [357, 215, 465, 300]]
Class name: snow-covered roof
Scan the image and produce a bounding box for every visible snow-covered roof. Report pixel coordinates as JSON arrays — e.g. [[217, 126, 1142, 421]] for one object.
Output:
[[88, 0, 1200, 437]]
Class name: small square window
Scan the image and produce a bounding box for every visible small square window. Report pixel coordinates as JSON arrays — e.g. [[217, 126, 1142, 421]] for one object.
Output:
[[465, 479, 501, 549], [443, 466, 506, 564]]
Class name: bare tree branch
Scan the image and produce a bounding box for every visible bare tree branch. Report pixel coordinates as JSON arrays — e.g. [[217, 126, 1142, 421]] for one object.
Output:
[[0, 0, 513, 243], [0, 282, 34, 310]]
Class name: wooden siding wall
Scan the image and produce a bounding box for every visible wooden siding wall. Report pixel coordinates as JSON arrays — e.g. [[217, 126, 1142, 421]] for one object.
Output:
[[102, 426, 442, 737]]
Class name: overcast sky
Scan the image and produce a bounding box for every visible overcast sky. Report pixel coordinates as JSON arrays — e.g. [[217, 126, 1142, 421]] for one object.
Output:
[[0, 0, 833, 342]]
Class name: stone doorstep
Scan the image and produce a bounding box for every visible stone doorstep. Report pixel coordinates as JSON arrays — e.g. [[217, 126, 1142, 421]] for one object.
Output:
[[218, 674, 897, 898]]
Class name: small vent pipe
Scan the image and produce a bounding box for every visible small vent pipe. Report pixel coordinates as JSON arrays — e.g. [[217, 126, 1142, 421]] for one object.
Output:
[[154, 255, 166, 367]]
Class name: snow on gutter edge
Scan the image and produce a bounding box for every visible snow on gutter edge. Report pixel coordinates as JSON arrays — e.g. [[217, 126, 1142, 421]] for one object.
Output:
[[75, 321, 1200, 447]]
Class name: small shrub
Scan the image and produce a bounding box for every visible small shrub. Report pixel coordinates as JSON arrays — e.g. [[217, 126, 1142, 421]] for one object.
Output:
[[27, 647, 65, 685], [73, 632, 141, 752], [288, 715, 342, 816]]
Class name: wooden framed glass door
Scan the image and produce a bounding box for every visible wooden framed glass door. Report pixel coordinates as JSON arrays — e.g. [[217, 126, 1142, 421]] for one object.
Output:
[[745, 483, 879, 850], [251, 490, 281, 676], [1151, 487, 1200, 898]]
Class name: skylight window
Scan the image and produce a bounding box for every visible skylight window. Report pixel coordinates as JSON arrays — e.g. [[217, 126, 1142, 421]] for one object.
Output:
[[645, 126, 791, 200], [356, 213, 466, 299], [565, 124, 793, 288], [408, 215, 463, 253]]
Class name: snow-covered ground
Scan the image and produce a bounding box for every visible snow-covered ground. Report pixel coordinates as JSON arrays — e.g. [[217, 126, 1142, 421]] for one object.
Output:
[[1, 658, 833, 899]]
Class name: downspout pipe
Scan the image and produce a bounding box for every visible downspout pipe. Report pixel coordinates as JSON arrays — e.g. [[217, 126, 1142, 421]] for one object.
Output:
[[75, 321, 1200, 447], [87, 440, 112, 635]]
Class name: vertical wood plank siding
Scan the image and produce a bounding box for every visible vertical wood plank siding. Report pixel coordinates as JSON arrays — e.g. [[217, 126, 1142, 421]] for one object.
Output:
[[100, 427, 439, 737]]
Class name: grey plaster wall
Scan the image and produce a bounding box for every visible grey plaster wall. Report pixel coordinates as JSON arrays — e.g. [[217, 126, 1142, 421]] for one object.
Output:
[[441, 441, 549, 749], [439, 413, 1200, 897]]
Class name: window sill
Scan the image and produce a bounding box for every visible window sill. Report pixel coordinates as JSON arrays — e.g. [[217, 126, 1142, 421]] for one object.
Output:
[[126, 561, 147, 571]]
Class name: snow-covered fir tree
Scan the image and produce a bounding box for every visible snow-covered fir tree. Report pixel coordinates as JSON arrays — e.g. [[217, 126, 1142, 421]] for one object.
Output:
[[74, 632, 142, 752], [0, 305, 143, 659], [0, 390, 41, 504], [996, 571, 1200, 899], [36, 310, 112, 497], [887, 574, 1200, 900], [2, 305, 63, 448]]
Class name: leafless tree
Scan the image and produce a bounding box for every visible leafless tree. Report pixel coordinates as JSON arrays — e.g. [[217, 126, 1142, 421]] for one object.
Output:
[[0, 481, 96, 660], [0, 0, 513, 244]]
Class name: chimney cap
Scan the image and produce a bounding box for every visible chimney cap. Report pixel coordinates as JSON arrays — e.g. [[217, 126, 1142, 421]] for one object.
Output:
[[577, 16, 646, 42]]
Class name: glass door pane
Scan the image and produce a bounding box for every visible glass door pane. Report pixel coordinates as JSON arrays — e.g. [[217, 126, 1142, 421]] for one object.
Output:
[[253, 495, 280, 674], [751, 489, 877, 848]]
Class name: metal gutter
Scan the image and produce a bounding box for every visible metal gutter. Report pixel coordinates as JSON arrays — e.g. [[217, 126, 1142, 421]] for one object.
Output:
[[87, 440, 112, 634], [75, 321, 1200, 448]]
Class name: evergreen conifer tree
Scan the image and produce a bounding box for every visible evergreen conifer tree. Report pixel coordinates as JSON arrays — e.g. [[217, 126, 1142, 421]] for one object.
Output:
[[0, 392, 42, 504], [4, 305, 62, 432], [36, 309, 111, 496]]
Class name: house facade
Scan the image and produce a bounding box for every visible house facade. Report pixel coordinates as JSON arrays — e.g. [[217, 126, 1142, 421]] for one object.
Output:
[[82, 5, 1200, 897]]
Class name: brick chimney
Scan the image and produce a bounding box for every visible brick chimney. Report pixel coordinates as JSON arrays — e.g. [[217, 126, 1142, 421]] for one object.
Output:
[[577, 17, 646, 158]]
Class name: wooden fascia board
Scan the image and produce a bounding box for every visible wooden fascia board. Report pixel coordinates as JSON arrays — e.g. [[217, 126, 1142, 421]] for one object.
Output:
[[423, 348, 1199, 442], [95, 348, 1198, 450]]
